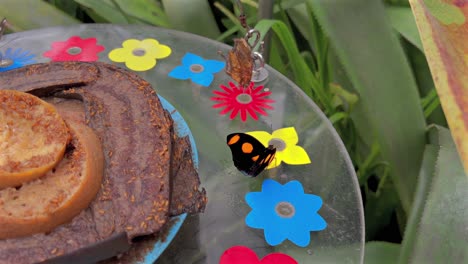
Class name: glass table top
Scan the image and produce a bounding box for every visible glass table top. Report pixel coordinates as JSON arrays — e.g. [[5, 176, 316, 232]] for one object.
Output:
[[1, 24, 364, 264]]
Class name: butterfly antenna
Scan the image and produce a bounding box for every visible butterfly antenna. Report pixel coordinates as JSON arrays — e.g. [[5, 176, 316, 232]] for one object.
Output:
[[0, 18, 6, 61], [0, 18, 15, 63], [235, 0, 249, 31], [0, 18, 7, 41]]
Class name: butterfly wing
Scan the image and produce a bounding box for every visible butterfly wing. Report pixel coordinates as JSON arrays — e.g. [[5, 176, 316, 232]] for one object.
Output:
[[226, 133, 276, 177], [247, 146, 276, 176]]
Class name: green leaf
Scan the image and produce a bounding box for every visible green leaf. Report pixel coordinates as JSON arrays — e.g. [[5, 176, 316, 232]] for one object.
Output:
[[309, 0, 427, 213], [386, 6, 423, 50], [420, 89, 438, 109], [0, 0, 79, 32], [423, 97, 441, 118], [255, 20, 316, 92], [75, 0, 168, 25], [213, 1, 241, 30], [272, 0, 312, 13], [365, 242, 401, 264], [328, 111, 348, 124], [162, 0, 220, 39], [404, 42, 447, 126], [286, 3, 314, 45], [215, 16, 257, 42], [284, 3, 336, 114], [384, 0, 410, 6], [83, 9, 109, 24], [329, 83, 359, 112], [254, 19, 322, 102], [365, 180, 399, 240], [112, 0, 170, 27], [422, 0, 465, 25], [74, 0, 138, 24], [47, 0, 80, 17], [398, 143, 438, 263], [268, 37, 288, 75], [403, 125, 468, 263]]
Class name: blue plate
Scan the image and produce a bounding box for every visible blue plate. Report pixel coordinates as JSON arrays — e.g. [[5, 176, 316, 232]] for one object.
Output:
[[137, 95, 198, 264]]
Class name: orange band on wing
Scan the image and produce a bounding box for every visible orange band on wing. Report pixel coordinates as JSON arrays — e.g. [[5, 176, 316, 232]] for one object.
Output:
[[228, 134, 240, 145]]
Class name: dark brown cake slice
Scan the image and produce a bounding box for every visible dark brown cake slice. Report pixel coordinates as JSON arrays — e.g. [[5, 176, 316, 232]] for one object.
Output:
[[0, 62, 207, 264], [169, 132, 207, 216]]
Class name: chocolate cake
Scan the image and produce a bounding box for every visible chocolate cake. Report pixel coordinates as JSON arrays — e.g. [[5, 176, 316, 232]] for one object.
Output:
[[0, 62, 207, 264]]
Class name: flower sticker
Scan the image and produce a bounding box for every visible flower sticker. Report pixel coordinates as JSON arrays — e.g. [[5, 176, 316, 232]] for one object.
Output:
[[168, 52, 225, 87], [108, 38, 171, 71], [43, 36, 104, 61], [247, 127, 310, 169], [0, 48, 36, 72], [245, 179, 326, 247], [211, 82, 274, 122], [220, 245, 297, 264]]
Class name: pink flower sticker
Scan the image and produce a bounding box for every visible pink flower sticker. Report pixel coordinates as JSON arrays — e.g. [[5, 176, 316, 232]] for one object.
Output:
[[43, 36, 105, 61], [211, 82, 275, 122], [219, 245, 297, 264]]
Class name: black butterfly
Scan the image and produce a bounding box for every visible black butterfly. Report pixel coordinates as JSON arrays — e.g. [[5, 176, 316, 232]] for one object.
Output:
[[226, 133, 276, 177]]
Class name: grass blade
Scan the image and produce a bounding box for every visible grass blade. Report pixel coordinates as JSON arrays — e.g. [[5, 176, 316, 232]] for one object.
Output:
[[365, 242, 401, 264], [309, 0, 427, 213], [405, 126, 468, 263], [162, 0, 220, 39], [113, 0, 170, 27], [398, 143, 438, 263], [74, 0, 138, 24], [386, 6, 423, 50], [0, 0, 79, 32], [254, 19, 320, 100]]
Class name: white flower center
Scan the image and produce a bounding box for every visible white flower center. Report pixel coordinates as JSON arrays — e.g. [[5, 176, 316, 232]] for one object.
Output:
[[132, 48, 146, 56], [0, 59, 13, 67], [268, 138, 286, 151], [236, 93, 252, 104], [67, 47, 82, 55], [189, 64, 204, 73], [275, 201, 295, 218]]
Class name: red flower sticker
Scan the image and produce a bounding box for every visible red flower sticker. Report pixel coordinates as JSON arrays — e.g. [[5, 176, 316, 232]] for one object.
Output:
[[220, 245, 297, 264], [43, 36, 105, 61], [211, 82, 275, 122]]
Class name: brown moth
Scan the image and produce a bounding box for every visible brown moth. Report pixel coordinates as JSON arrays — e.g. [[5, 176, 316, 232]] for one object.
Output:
[[220, 38, 254, 88]]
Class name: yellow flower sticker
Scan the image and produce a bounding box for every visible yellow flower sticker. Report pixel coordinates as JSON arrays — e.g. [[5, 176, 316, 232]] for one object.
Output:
[[247, 127, 311, 169], [108, 38, 171, 71]]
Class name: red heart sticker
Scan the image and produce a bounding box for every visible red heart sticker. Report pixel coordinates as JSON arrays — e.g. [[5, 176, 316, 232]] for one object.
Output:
[[219, 245, 298, 264]]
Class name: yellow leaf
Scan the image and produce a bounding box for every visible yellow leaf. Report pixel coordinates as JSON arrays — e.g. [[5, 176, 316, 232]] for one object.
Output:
[[410, 0, 468, 176]]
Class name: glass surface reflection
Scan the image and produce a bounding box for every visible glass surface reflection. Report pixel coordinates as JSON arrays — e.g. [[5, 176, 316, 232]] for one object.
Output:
[[2, 25, 364, 264]]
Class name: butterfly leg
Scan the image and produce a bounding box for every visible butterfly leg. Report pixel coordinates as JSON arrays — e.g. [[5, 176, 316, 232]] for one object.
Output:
[[218, 50, 232, 75]]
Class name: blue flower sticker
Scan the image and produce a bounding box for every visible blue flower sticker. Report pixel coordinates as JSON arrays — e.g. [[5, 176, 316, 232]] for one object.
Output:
[[168, 52, 225, 87], [245, 179, 327, 247], [0, 48, 36, 72]]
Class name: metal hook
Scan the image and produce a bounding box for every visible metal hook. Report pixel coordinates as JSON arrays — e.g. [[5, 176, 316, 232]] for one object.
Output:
[[244, 29, 261, 50], [0, 18, 6, 63], [251, 51, 268, 83], [235, 1, 262, 51], [0, 18, 7, 41], [252, 51, 265, 70]]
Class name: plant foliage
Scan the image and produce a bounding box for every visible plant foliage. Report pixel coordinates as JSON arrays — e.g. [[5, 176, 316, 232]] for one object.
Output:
[[1, 0, 466, 263]]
